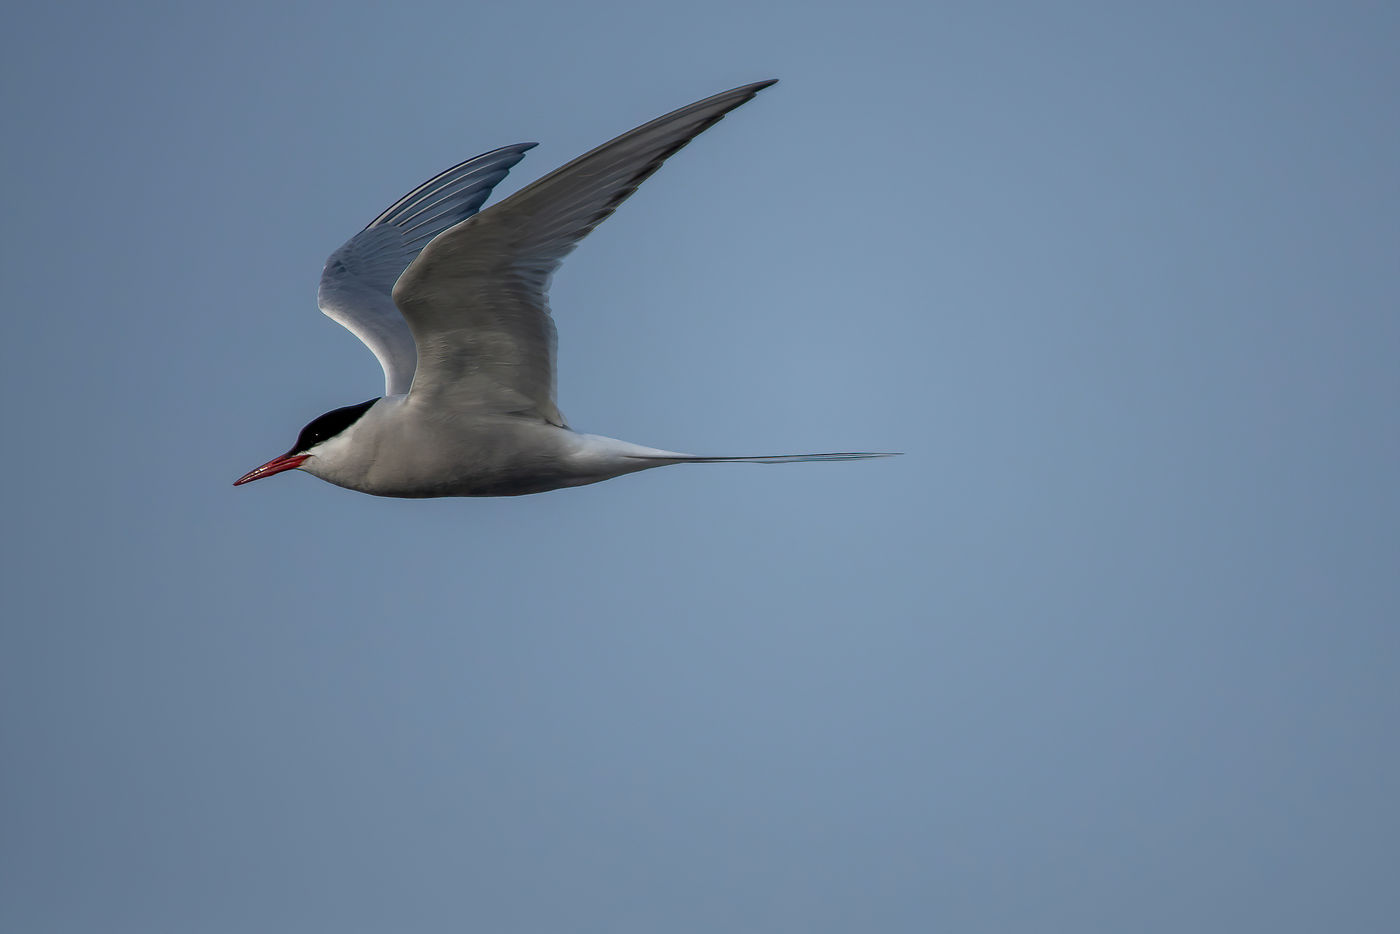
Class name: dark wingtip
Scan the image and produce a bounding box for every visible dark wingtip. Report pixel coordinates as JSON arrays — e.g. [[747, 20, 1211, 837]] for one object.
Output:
[[737, 78, 779, 97]]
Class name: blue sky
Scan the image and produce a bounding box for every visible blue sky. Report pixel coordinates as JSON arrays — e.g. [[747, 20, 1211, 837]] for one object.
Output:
[[3, 1, 1397, 931]]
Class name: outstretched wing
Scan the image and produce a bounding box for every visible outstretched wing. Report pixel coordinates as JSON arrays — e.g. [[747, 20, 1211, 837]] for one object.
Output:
[[391, 80, 778, 425], [317, 144, 537, 395]]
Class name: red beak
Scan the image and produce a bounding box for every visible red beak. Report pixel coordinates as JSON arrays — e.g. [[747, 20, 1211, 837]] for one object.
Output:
[[233, 453, 309, 486]]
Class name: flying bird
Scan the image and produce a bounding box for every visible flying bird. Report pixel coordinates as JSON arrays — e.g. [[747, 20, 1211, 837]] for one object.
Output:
[[235, 80, 896, 497]]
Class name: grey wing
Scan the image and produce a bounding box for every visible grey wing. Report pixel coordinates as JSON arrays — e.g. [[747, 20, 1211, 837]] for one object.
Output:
[[391, 80, 779, 424], [317, 143, 537, 396]]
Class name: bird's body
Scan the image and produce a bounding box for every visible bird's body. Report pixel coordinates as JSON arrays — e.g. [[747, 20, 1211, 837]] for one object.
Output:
[[303, 400, 678, 497], [236, 80, 896, 497]]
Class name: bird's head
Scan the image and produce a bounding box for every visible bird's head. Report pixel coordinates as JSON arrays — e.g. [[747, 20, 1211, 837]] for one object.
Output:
[[234, 398, 379, 486]]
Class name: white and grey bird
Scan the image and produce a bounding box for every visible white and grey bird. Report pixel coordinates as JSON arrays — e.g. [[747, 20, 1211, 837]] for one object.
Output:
[[235, 80, 896, 497]]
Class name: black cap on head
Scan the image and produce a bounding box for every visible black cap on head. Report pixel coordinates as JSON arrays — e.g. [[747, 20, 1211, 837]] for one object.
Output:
[[288, 398, 379, 455]]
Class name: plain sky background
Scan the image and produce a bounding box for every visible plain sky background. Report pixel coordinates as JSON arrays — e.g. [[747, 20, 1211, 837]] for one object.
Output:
[[3, 1, 1397, 932]]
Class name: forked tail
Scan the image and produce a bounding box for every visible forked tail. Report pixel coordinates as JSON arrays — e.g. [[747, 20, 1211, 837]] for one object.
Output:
[[626, 452, 900, 465]]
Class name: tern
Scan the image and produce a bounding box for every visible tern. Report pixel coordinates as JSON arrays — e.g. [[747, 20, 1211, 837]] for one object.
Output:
[[235, 79, 896, 497]]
